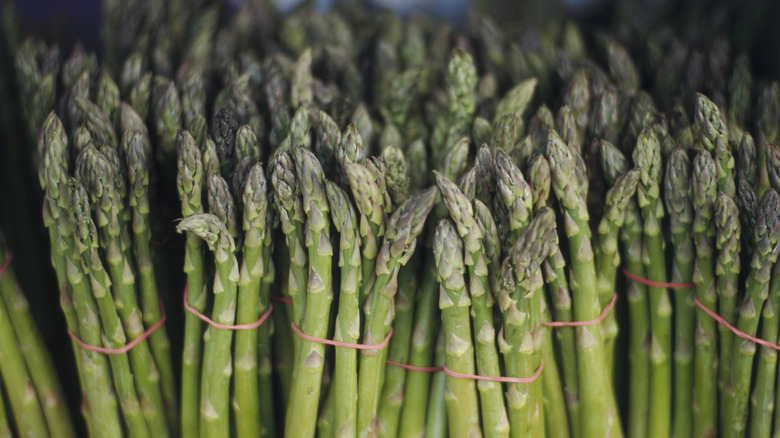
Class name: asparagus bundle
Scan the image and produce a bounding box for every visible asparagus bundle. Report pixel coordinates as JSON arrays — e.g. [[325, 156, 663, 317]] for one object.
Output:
[[5, 0, 780, 437]]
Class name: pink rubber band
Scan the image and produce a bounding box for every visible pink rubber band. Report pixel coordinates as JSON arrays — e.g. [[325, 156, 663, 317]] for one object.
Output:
[[622, 268, 694, 288], [271, 295, 293, 304], [694, 296, 780, 352], [442, 359, 545, 383], [290, 322, 393, 350], [151, 232, 175, 247], [542, 293, 618, 327], [68, 297, 166, 355], [0, 250, 13, 277], [386, 360, 444, 372], [183, 285, 273, 330]]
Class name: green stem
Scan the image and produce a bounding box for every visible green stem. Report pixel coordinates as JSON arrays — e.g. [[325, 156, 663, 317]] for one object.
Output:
[[0, 246, 75, 438], [398, 255, 439, 438]]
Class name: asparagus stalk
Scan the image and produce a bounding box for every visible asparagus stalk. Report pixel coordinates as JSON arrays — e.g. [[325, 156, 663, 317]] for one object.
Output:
[[0, 259, 49, 438], [435, 170, 509, 438], [176, 131, 206, 438], [691, 150, 718, 437], [38, 113, 122, 437], [177, 213, 238, 438], [397, 250, 440, 438], [284, 147, 334, 438], [600, 140, 650, 438], [272, 151, 308, 335], [325, 181, 362, 438], [345, 161, 387, 305], [714, 191, 741, 409], [357, 187, 436, 438], [662, 146, 695, 438], [747, 205, 779, 438], [233, 163, 269, 438], [722, 189, 780, 438], [377, 262, 416, 438], [76, 144, 169, 436], [69, 180, 151, 438], [123, 121, 177, 433], [632, 127, 671, 438], [0, 235, 75, 438], [497, 207, 556, 438], [433, 218, 481, 437], [425, 330, 448, 438], [547, 130, 622, 437], [595, 166, 640, 373], [257, 215, 277, 438]]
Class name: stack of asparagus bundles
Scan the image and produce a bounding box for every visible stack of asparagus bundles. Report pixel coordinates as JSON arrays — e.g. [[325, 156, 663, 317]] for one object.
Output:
[[4, 0, 780, 436]]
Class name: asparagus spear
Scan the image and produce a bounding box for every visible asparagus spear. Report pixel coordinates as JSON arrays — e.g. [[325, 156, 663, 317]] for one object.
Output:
[[124, 124, 177, 433], [69, 180, 151, 438], [691, 150, 718, 437], [177, 213, 238, 438], [662, 146, 695, 438], [547, 130, 622, 437], [696, 93, 735, 198], [38, 113, 122, 437], [0, 256, 49, 438], [272, 150, 308, 336], [435, 170, 509, 438], [595, 166, 640, 373], [397, 249, 440, 438], [233, 163, 269, 438], [425, 330, 448, 438], [176, 131, 206, 438], [721, 189, 780, 438], [633, 127, 672, 438], [747, 200, 779, 438], [376, 262, 416, 438], [497, 207, 556, 438], [433, 218, 481, 437], [345, 162, 387, 305], [284, 147, 334, 438], [357, 187, 436, 438], [76, 144, 169, 436], [0, 237, 75, 438], [326, 182, 362, 438], [714, 190, 741, 407]]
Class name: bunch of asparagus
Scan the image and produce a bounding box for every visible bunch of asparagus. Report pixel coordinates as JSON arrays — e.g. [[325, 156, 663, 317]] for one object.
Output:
[[5, 0, 780, 437]]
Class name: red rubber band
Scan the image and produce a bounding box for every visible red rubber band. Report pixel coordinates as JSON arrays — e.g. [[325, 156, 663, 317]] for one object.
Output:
[[151, 232, 175, 247], [271, 295, 293, 304], [0, 250, 13, 277], [442, 359, 545, 383], [695, 296, 780, 352], [68, 297, 166, 355], [622, 268, 694, 288], [386, 360, 444, 372], [183, 285, 273, 330], [290, 322, 393, 350], [542, 293, 618, 327]]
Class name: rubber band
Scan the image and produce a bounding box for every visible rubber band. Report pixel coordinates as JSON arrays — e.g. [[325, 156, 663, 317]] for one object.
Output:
[[542, 293, 618, 327], [271, 295, 293, 304], [386, 360, 443, 372], [442, 359, 545, 383], [68, 298, 166, 355], [151, 232, 175, 247], [694, 296, 780, 352], [385, 359, 545, 383], [0, 250, 13, 277], [290, 322, 393, 350], [622, 268, 694, 289], [183, 285, 273, 330]]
